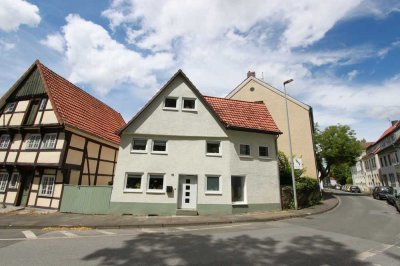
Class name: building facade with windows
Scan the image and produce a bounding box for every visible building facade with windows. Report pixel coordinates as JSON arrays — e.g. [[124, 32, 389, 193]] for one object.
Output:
[[226, 72, 317, 179], [0, 60, 125, 210], [110, 70, 282, 215]]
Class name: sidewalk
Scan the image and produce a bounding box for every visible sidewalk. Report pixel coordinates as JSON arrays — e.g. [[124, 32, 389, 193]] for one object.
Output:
[[0, 193, 338, 230]]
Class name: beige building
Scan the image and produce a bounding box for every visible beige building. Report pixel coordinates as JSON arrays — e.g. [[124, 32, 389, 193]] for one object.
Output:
[[227, 72, 317, 178]]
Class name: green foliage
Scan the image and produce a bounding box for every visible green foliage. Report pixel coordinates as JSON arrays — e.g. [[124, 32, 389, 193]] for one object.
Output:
[[331, 163, 351, 185], [314, 124, 362, 179], [282, 177, 321, 209], [278, 151, 304, 185], [295, 177, 319, 191], [346, 176, 353, 184]]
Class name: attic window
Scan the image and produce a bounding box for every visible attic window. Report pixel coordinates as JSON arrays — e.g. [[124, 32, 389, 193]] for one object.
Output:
[[182, 98, 196, 111], [250, 87, 255, 92], [164, 97, 178, 109], [4, 102, 16, 113]]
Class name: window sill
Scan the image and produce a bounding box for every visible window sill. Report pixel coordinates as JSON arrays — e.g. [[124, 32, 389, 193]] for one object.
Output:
[[205, 191, 222, 195], [151, 151, 168, 155], [206, 153, 222, 157], [182, 109, 197, 113], [162, 107, 179, 111], [131, 150, 147, 154], [146, 190, 165, 194], [123, 189, 143, 193], [38, 194, 54, 198], [232, 202, 247, 206], [258, 156, 272, 160], [239, 155, 252, 159]]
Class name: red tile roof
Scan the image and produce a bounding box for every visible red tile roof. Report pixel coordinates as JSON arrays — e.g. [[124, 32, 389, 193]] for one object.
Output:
[[204, 96, 281, 134], [36, 61, 125, 145], [375, 121, 400, 144]]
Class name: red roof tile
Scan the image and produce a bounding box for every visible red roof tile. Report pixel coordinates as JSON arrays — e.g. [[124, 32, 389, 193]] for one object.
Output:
[[204, 96, 281, 134], [375, 121, 400, 144], [36, 61, 125, 145]]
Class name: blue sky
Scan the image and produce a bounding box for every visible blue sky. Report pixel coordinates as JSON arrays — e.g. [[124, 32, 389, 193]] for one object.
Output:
[[0, 0, 400, 142]]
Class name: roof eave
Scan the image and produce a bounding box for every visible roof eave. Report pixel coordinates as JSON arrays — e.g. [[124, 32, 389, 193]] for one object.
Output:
[[226, 125, 282, 135]]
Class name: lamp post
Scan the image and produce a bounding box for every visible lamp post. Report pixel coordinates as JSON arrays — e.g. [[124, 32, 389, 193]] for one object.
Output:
[[283, 78, 298, 210]]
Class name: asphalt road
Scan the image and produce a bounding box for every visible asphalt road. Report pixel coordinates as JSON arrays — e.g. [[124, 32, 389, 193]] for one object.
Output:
[[0, 191, 399, 266]]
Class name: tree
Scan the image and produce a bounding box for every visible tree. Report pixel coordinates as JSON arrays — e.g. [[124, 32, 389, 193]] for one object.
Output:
[[314, 124, 362, 180], [330, 163, 351, 185], [278, 151, 304, 185]]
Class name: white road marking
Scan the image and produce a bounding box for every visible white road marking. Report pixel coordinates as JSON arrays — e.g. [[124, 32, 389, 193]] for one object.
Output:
[[97, 230, 115, 235], [22, 230, 37, 239], [60, 231, 78, 238]]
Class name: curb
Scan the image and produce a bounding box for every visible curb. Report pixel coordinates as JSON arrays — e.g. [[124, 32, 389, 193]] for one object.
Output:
[[0, 195, 339, 230]]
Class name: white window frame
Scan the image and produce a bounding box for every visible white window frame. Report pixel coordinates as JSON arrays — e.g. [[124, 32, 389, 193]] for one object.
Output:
[[131, 138, 148, 153], [4, 102, 16, 113], [38, 175, 55, 197], [206, 141, 222, 157], [147, 173, 165, 193], [151, 140, 168, 154], [0, 135, 11, 149], [124, 173, 143, 192], [182, 97, 197, 112], [26, 134, 41, 149], [40, 133, 57, 149], [205, 175, 222, 195], [258, 145, 270, 158], [231, 175, 247, 205], [238, 144, 251, 157], [8, 173, 20, 189], [163, 97, 179, 110], [0, 173, 8, 192]]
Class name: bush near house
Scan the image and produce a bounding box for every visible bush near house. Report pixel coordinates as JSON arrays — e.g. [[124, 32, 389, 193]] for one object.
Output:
[[281, 177, 321, 210]]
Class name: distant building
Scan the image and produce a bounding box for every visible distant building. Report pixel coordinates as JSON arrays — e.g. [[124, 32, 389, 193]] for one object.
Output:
[[351, 142, 380, 192], [0, 60, 125, 210], [226, 71, 317, 179]]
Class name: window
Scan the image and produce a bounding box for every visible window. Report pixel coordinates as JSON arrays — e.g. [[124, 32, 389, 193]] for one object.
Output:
[[4, 102, 16, 113], [259, 146, 269, 157], [26, 134, 41, 149], [132, 139, 147, 152], [152, 140, 167, 153], [41, 133, 57, 149], [8, 173, 19, 189], [383, 156, 388, 167], [164, 97, 178, 109], [39, 99, 47, 110], [147, 174, 164, 192], [206, 175, 221, 194], [0, 173, 8, 192], [182, 98, 196, 110], [39, 175, 55, 197], [239, 144, 251, 156], [0, 135, 11, 149], [124, 173, 142, 192], [206, 141, 221, 155], [231, 176, 245, 204]]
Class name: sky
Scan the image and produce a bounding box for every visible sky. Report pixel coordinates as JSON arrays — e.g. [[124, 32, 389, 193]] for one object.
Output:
[[0, 0, 399, 142]]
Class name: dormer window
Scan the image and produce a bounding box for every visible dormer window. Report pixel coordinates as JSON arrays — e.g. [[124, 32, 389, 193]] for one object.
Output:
[[164, 97, 178, 109], [182, 98, 196, 111], [4, 102, 16, 113]]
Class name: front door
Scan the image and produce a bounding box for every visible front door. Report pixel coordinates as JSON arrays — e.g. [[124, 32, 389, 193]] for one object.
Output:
[[16, 172, 33, 206], [179, 175, 197, 209]]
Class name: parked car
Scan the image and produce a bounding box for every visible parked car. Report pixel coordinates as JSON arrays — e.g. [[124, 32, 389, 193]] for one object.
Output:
[[372, 186, 390, 200], [350, 185, 361, 193], [335, 184, 342, 190], [341, 185, 347, 191], [394, 197, 400, 213], [386, 187, 399, 205]]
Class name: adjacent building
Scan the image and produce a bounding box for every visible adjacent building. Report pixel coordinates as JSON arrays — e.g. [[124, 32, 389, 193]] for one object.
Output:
[[226, 72, 317, 179], [110, 70, 282, 215], [0, 60, 125, 210], [351, 142, 380, 192]]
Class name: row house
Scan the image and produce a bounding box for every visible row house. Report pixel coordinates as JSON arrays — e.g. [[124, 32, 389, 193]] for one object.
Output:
[[0, 60, 125, 210], [110, 70, 282, 215]]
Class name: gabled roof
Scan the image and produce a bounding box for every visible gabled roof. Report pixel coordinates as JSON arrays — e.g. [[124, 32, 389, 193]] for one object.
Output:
[[1, 60, 125, 145], [204, 96, 281, 134], [375, 121, 400, 144], [119, 69, 281, 135], [226, 75, 311, 111]]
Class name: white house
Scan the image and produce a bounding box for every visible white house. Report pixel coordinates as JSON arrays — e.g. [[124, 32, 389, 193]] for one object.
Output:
[[110, 70, 282, 215]]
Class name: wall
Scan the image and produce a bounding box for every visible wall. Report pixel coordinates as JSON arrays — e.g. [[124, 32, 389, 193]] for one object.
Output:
[[228, 78, 317, 178]]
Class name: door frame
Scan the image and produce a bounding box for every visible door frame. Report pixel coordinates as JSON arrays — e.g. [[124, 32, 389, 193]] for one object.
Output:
[[177, 174, 198, 210], [16, 171, 34, 206]]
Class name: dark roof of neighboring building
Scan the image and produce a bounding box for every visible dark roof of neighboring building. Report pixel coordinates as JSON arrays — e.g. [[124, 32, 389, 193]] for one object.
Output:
[[1, 60, 125, 145], [204, 96, 281, 134]]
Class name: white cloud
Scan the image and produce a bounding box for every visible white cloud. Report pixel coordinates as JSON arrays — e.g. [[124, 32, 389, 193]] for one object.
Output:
[[0, 40, 15, 51], [0, 0, 40, 32], [40, 33, 65, 53], [347, 70, 359, 80], [53, 14, 175, 95]]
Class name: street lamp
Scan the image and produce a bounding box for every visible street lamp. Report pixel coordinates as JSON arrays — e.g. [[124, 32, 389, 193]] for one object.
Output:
[[283, 78, 298, 210]]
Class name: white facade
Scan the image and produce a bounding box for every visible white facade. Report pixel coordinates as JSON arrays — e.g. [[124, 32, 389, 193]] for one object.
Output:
[[111, 72, 281, 215]]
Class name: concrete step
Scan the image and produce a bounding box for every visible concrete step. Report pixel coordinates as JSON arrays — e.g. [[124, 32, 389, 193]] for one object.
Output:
[[176, 209, 198, 216]]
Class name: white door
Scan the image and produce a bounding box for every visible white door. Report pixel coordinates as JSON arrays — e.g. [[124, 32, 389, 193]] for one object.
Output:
[[179, 175, 197, 209]]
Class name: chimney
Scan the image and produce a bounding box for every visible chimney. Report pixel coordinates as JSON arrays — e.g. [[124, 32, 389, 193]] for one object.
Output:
[[391, 120, 399, 126], [247, 71, 256, 78]]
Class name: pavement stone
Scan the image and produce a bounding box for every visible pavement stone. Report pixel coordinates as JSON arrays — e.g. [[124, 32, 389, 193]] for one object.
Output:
[[0, 193, 338, 230]]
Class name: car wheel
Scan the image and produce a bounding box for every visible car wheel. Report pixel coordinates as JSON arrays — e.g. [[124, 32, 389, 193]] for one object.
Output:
[[377, 195, 381, 200]]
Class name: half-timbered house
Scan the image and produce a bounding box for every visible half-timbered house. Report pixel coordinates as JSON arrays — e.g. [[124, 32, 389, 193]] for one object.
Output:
[[0, 60, 125, 210]]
